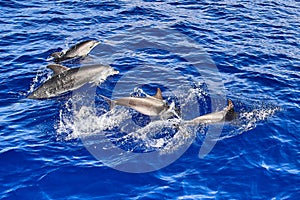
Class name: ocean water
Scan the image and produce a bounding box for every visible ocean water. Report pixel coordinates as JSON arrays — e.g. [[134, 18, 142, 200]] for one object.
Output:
[[1, 0, 299, 199]]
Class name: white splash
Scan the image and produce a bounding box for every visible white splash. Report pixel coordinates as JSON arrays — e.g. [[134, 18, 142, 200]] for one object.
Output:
[[216, 106, 280, 141], [55, 87, 200, 154], [55, 85, 280, 154], [28, 68, 52, 94]]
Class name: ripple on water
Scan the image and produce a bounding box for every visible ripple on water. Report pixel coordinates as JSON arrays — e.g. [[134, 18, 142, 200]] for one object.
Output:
[[0, 0, 299, 199]]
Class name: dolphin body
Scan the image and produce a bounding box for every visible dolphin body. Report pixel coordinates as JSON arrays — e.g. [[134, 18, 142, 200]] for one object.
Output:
[[51, 40, 100, 62], [28, 64, 119, 99], [185, 99, 237, 125], [103, 88, 170, 116]]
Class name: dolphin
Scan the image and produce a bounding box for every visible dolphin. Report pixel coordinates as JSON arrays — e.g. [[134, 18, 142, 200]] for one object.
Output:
[[51, 40, 100, 62], [102, 88, 171, 116], [28, 64, 119, 99], [185, 99, 237, 125]]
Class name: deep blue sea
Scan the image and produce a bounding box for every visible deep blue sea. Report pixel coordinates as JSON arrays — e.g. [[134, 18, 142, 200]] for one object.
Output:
[[1, 0, 299, 199]]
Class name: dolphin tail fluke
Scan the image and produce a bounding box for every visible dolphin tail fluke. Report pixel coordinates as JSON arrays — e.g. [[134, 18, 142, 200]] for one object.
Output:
[[100, 95, 116, 110], [172, 120, 185, 130]]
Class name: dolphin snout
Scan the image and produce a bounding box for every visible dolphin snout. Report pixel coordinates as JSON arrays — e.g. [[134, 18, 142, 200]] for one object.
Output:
[[112, 69, 119, 75], [27, 93, 36, 99]]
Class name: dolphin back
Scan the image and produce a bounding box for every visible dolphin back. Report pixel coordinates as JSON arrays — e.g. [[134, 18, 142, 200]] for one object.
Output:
[[184, 99, 236, 125], [50, 40, 100, 63]]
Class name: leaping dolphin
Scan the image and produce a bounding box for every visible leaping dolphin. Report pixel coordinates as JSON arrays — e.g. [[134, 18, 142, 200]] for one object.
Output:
[[185, 99, 237, 125], [28, 64, 119, 99], [102, 88, 171, 116], [51, 40, 100, 62]]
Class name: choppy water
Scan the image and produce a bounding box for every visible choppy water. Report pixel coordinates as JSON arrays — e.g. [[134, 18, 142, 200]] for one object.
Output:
[[1, 0, 299, 199]]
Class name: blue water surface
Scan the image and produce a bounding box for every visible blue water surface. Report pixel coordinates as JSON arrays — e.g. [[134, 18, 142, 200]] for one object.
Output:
[[1, 0, 299, 199]]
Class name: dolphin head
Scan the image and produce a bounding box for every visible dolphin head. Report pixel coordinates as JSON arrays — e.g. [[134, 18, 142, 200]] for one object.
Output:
[[84, 40, 100, 51], [174, 106, 182, 117], [27, 88, 48, 99], [159, 102, 182, 120], [51, 52, 64, 59], [111, 68, 119, 75], [68, 40, 100, 58]]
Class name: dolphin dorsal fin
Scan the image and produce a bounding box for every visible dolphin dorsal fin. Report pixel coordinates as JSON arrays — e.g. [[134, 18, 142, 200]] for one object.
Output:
[[227, 99, 234, 111], [47, 64, 70, 75], [225, 99, 237, 121], [153, 88, 163, 100]]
